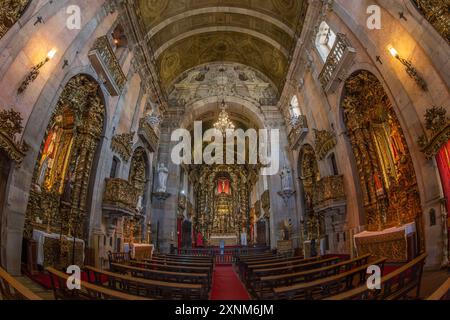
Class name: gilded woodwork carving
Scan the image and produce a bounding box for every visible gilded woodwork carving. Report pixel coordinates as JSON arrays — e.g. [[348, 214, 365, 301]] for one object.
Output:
[[89, 35, 126, 95], [43, 237, 84, 269], [313, 175, 345, 207], [111, 132, 134, 162], [129, 147, 147, 193], [355, 230, 408, 262], [313, 129, 337, 160], [0, 108, 28, 163], [102, 178, 141, 217], [342, 71, 422, 235], [188, 164, 257, 240], [418, 106, 450, 159], [0, 0, 30, 39], [138, 117, 159, 152], [261, 190, 271, 219], [25, 75, 105, 246], [288, 115, 308, 150], [411, 0, 450, 44]]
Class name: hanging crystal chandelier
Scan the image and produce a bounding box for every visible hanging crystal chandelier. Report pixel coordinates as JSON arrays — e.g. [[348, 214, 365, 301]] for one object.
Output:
[[214, 100, 235, 134]]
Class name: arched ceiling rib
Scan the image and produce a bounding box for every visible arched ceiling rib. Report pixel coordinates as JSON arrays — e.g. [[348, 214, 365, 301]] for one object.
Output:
[[134, 0, 309, 95]]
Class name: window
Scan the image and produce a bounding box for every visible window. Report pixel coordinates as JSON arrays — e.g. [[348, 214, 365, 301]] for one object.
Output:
[[315, 21, 337, 62], [110, 157, 120, 178], [328, 153, 339, 175]]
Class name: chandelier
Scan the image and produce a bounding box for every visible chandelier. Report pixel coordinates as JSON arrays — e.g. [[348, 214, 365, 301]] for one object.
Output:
[[214, 100, 235, 134]]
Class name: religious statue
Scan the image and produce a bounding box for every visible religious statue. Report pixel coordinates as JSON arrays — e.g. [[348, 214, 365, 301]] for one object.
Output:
[[136, 195, 144, 213], [280, 166, 293, 191], [156, 163, 169, 193]]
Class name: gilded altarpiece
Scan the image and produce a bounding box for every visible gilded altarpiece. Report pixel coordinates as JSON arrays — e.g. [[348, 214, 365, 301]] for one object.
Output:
[[0, 0, 31, 39], [343, 71, 423, 259], [123, 147, 147, 244], [190, 165, 256, 244], [24, 75, 105, 268]]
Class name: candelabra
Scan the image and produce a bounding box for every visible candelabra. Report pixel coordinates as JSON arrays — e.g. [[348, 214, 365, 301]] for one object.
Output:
[[18, 49, 57, 94], [388, 46, 428, 91]]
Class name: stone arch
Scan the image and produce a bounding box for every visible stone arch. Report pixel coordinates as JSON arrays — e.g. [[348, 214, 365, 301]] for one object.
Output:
[[340, 70, 423, 249], [22, 74, 106, 268]]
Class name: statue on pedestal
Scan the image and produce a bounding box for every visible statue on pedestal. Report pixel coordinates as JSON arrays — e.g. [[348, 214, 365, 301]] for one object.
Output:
[[280, 166, 293, 192], [156, 163, 169, 193]]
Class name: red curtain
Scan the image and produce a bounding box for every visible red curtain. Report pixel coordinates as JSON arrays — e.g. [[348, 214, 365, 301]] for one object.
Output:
[[436, 140, 450, 215]]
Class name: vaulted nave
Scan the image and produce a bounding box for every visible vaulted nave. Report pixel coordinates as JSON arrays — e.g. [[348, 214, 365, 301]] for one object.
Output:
[[0, 0, 449, 301]]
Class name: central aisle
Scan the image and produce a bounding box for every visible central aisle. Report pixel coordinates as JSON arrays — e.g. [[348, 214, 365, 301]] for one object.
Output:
[[210, 265, 250, 300]]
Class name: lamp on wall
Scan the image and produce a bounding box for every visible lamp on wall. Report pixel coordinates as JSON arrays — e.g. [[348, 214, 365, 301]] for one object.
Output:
[[387, 45, 428, 91], [18, 49, 57, 94]]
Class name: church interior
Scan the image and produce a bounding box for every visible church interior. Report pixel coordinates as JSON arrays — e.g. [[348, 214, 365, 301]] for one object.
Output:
[[0, 0, 449, 301]]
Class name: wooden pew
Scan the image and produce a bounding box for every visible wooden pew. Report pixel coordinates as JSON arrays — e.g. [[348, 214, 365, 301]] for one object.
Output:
[[85, 266, 207, 300], [129, 260, 212, 277], [240, 255, 317, 279], [272, 257, 387, 300], [0, 266, 42, 300], [111, 263, 211, 288], [46, 267, 149, 300], [427, 278, 450, 300], [149, 257, 213, 267], [326, 253, 427, 300], [251, 254, 371, 299], [158, 254, 213, 262], [248, 256, 340, 282]]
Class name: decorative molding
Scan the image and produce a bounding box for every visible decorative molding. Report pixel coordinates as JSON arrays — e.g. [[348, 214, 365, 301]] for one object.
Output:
[[88, 35, 126, 96], [314, 129, 336, 160], [418, 106, 450, 159], [111, 132, 134, 161], [102, 178, 141, 218], [138, 117, 160, 152], [0, 108, 28, 164], [313, 175, 346, 209], [288, 115, 309, 150]]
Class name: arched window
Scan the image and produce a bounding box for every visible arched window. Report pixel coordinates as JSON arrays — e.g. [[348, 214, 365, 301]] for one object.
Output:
[[315, 21, 336, 62], [289, 95, 301, 117], [110, 156, 120, 178]]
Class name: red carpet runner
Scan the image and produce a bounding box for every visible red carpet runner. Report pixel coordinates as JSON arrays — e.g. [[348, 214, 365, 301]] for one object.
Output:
[[210, 265, 250, 300]]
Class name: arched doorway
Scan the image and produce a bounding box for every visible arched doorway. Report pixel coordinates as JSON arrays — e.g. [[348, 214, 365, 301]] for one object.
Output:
[[341, 70, 423, 251], [298, 144, 323, 256], [23, 74, 105, 268]]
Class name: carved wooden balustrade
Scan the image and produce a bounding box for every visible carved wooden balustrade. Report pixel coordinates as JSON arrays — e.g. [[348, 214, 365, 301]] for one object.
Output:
[[88, 35, 126, 96], [319, 33, 356, 93], [102, 178, 140, 218], [138, 117, 160, 153], [288, 115, 308, 150], [313, 175, 346, 211], [411, 0, 450, 43]]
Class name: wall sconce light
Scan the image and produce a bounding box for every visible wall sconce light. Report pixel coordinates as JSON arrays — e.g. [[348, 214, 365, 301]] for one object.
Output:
[[388, 45, 428, 91], [18, 49, 57, 94]]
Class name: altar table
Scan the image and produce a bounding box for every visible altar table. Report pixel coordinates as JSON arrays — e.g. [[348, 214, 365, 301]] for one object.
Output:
[[354, 222, 416, 263], [124, 243, 154, 260], [209, 234, 238, 247]]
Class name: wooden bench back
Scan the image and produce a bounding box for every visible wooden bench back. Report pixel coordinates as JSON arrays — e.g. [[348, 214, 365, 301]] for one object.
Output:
[[85, 266, 207, 300], [326, 253, 427, 300], [273, 257, 387, 300], [46, 267, 149, 300], [0, 266, 42, 300], [427, 278, 450, 300]]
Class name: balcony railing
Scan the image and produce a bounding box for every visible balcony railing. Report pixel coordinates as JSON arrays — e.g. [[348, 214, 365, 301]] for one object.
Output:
[[102, 178, 140, 217], [318, 33, 356, 93], [313, 175, 346, 209], [88, 35, 126, 96], [288, 115, 308, 149], [138, 117, 160, 152], [411, 0, 449, 44]]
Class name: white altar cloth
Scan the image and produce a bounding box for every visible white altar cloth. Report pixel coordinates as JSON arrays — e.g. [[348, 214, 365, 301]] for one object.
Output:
[[354, 222, 416, 239], [32, 229, 85, 266]]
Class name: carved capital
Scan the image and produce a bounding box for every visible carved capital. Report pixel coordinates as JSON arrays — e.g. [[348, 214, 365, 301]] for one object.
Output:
[[314, 129, 336, 160]]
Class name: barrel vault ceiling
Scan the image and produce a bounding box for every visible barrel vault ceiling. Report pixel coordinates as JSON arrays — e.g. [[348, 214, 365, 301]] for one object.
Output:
[[133, 0, 309, 95]]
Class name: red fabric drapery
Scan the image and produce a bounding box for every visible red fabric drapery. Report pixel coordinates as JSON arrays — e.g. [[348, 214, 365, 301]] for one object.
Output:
[[436, 140, 450, 216]]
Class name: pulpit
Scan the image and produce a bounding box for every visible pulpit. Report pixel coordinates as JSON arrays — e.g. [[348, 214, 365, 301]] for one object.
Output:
[[354, 222, 417, 263]]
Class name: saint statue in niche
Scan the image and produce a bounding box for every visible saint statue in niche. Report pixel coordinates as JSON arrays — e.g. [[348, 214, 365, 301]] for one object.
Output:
[[280, 166, 293, 191], [156, 163, 169, 193]]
